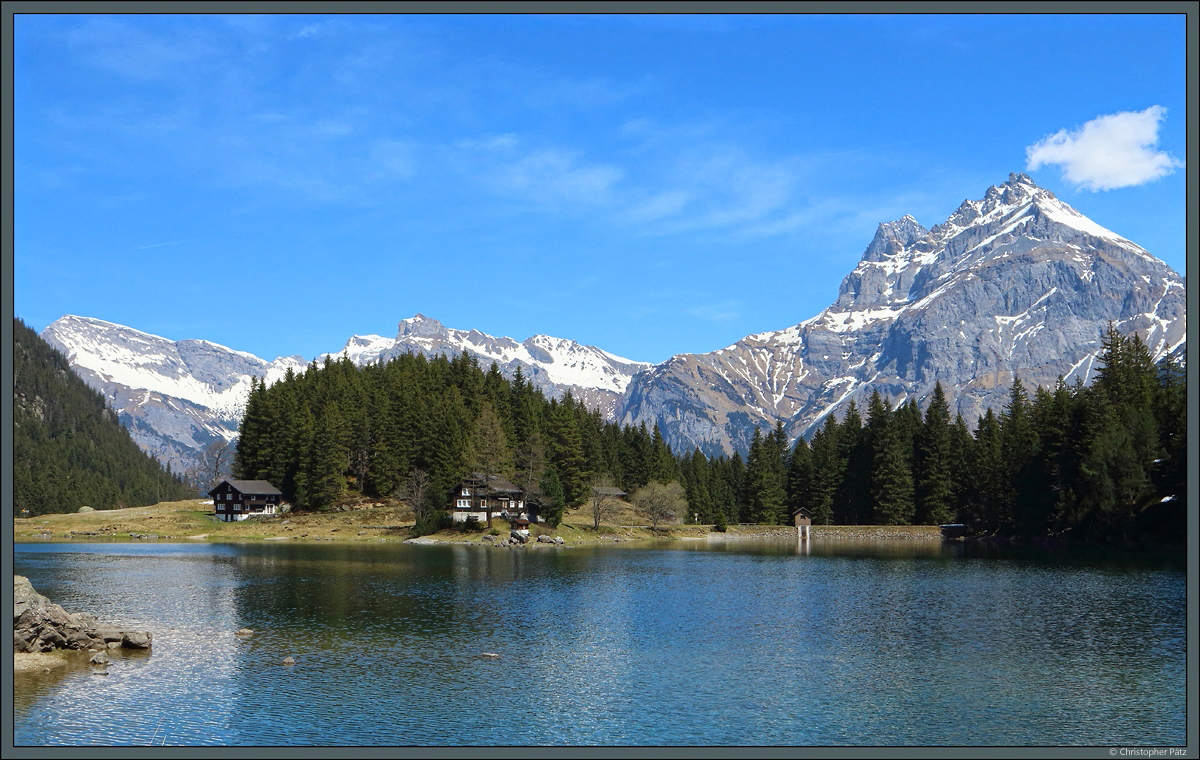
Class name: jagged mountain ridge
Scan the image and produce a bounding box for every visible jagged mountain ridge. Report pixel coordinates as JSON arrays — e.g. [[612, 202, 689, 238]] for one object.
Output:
[[336, 314, 651, 417], [40, 314, 650, 475], [618, 173, 1186, 456], [39, 316, 310, 475], [41, 173, 1185, 469]]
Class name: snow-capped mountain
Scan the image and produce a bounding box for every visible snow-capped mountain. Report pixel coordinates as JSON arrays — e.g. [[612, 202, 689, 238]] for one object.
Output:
[[40, 316, 309, 474], [320, 314, 651, 416], [40, 314, 650, 475], [40, 173, 1185, 468], [619, 173, 1186, 455]]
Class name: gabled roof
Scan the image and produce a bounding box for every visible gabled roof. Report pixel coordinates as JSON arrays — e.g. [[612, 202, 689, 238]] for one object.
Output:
[[462, 472, 522, 494], [211, 479, 282, 496], [592, 486, 627, 497]]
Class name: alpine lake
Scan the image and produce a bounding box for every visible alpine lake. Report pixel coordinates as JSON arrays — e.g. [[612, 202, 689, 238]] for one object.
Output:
[[12, 536, 1187, 747]]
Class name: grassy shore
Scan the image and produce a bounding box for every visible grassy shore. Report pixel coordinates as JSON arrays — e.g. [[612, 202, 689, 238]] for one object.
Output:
[[13, 499, 943, 545]]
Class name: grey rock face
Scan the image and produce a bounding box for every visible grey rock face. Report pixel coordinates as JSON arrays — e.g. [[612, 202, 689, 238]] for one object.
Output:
[[13, 575, 152, 654], [38, 173, 1184, 464], [621, 173, 1186, 455], [40, 316, 308, 475]]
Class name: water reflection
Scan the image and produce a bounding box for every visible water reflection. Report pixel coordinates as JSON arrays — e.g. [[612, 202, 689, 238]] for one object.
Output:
[[14, 541, 1185, 747]]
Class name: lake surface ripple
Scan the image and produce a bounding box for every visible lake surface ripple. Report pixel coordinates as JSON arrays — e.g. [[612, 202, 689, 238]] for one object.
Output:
[[13, 540, 1186, 747]]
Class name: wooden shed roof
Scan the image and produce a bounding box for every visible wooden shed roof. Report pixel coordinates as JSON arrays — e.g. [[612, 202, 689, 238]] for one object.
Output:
[[213, 479, 282, 496]]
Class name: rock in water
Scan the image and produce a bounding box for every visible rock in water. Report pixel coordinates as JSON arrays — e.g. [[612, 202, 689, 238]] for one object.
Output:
[[282, 656, 296, 665], [13, 575, 152, 654], [121, 631, 152, 649]]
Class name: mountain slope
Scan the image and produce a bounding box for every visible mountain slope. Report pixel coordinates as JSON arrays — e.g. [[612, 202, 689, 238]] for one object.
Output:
[[41, 314, 650, 474], [323, 314, 651, 417], [13, 318, 193, 515], [40, 316, 309, 474], [40, 173, 1184, 465], [619, 173, 1186, 456]]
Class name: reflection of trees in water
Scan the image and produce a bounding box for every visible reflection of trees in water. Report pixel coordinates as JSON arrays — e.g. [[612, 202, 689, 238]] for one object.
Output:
[[224, 544, 589, 648]]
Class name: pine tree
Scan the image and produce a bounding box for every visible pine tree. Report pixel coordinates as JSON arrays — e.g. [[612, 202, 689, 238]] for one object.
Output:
[[837, 401, 870, 525], [807, 415, 844, 525], [967, 408, 1005, 532], [650, 424, 679, 483], [785, 436, 813, 519], [469, 401, 515, 483], [539, 467, 566, 527], [868, 393, 914, 525], [547, 397, 589, 507], [914, 382, 955, 525], [306, 403, 349, 510], [745, 426, 787, 524]]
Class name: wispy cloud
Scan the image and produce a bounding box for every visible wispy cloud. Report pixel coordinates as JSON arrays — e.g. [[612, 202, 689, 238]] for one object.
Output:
[[1025, 106, 1183, 191], [138, 238, 200, 250], [687, 300, 742, 323], [457, 135, 623, 207], [64, 17, 217, 82]]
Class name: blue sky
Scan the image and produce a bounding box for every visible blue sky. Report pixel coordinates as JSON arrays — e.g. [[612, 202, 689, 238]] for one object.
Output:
[[14, 13, 1187, 364]]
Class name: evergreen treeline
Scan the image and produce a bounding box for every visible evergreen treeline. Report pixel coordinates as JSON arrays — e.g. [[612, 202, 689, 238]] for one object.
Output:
[[234, 326, 1185, 543], [13, 318, 193, 516], [753, 326, 1185, 543], [233, 351, 682, 527]]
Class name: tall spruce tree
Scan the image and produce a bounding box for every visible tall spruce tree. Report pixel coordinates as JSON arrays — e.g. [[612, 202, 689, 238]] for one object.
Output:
[[807, 415, 844, 525], [867, 392, 914, 525], [914, 382, 955, 525], [837, 401, 871, 525], [746, 426, 787, 524], [547, 397, 589, 507]]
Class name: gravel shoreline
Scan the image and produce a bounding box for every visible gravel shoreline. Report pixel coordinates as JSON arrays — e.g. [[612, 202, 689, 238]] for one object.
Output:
[[13, 652, 69, 673]]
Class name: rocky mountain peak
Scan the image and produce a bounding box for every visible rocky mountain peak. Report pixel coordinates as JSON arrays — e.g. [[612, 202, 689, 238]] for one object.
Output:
[[862, 214, 931, 262], [620, 172, 1185, 456], [397, 313, 445, 338]]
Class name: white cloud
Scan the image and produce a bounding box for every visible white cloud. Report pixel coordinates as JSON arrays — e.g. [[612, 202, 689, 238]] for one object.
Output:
[[501, 149, 623, 205], [686, 300, 741, 323], [369, 139, 416, 179], [457, 135, 623, 207], [1025, 106, 1182, 191]]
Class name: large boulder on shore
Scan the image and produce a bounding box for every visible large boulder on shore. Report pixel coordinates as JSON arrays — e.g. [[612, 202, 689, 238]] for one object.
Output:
[[13, 575, 152, 654]]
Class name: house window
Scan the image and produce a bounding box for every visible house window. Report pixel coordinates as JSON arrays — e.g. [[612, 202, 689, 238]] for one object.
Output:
[[457, 499, 469, 508]]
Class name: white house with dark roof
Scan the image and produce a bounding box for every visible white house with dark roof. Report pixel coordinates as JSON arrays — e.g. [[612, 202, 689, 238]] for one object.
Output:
[[452, 472, 527, 527], [208, 479, 283, 522]]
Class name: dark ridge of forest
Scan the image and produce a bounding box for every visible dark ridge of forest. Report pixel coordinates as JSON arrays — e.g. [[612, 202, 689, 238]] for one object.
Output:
[[13, 317, 193, 516]]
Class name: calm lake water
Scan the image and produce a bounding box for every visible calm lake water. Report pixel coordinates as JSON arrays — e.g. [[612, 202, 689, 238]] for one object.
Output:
[[13, 539, 1186, 747]]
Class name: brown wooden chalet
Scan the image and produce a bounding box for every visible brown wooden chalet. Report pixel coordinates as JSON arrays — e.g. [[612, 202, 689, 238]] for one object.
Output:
[[452, 473, 526, 527], [209, 479, 283, 522]]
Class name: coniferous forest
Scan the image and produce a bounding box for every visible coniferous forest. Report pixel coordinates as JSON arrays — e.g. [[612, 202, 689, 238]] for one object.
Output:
[[13, 318, 193, 516], [233, 325, 1185, 544]]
